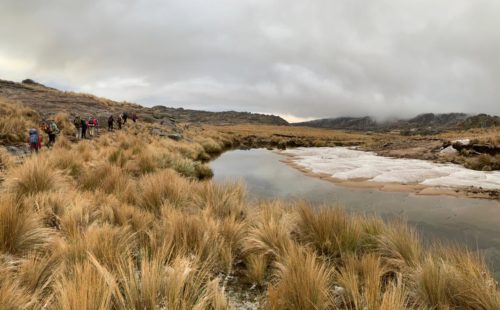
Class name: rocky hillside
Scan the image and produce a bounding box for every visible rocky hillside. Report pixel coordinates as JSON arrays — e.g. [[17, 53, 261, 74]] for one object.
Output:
[[0, 78, 288, 126], [150, 105, 287, 125], [295, 113, 498, 133]]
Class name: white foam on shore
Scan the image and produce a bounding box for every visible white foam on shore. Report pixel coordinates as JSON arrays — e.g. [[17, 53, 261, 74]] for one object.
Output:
[[282, 147, 500, 190]]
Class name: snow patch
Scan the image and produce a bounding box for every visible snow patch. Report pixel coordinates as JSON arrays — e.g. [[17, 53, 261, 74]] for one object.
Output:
[[283, 147, 500, 190]]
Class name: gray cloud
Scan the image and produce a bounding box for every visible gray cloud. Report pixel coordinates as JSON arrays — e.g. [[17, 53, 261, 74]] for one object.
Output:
[[0, 0, 499, 121]]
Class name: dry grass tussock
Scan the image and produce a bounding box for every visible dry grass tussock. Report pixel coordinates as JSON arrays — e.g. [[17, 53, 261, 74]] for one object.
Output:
[[0, 98, 40, 144], [0, 122, 498, 309]]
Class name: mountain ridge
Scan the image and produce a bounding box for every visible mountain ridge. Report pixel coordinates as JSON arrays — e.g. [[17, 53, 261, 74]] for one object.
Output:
[[294, 113, 499, 133]]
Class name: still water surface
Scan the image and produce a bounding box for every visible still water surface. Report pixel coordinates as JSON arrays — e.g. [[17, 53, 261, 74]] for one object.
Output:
[[210, 149, 500, 278]]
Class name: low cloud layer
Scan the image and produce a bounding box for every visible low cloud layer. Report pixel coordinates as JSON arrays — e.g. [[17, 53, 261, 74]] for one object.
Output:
[[1, 0, 499, 121]]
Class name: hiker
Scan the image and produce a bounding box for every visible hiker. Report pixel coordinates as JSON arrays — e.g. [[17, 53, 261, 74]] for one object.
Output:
[[42, 122, 52, 145], [117, 114, 123, 130], [122, 112, 128, 124], [88, 116, 95, 137], [108, 115, 114, 131], [81, 118, 88, 139], [131, 112, 137, 123], [74, 116, 82, 140], [92, 116, 99, 136], [43, 120, 59, 147], [49, 120, 59, 145], [28, 128, 42, 153]]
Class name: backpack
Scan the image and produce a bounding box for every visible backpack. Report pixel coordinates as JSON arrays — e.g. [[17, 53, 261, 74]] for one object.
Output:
[[29, 129, 39, 145], [51, 122, 59, 134], [43, 124, 52, 134]]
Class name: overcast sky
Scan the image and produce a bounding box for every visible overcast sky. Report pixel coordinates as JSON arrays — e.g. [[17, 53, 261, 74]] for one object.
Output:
[[1, 0, 499, 121]]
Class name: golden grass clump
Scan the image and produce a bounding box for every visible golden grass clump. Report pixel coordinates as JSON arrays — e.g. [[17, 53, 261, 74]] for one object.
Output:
[[136, 169, 191, 215], [295, 204, 363, 260], [0, 98, 39, 144], [0, 147, 15, 171], [243, 202, 295, 262], [245, 253, 269, 286], [4, 156, 63, 200], [0, 198, 53, 256], [54, 260, 115, 310], [267, 246, 333, 310], [375, 221, 422, 271], [0, 265, 34, 309], [413, 246, 500, 309], [200, 137, 224, 154], [195, 181, 246, 219], [16, 249, 64, 299], [20, 191, 71, 229], [49, 148, 84, 178], [79, 163, 131, 197], [333, 254, 391, 309]]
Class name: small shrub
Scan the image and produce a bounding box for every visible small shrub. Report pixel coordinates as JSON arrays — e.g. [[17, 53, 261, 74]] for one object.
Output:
[[201, 138, 223, 154]]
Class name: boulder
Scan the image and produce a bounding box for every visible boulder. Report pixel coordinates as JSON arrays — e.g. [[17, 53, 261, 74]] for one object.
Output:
[[167, 133, 183, 141]]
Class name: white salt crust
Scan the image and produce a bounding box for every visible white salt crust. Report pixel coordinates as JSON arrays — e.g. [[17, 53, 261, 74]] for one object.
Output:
[[283, 147, 500, 190]]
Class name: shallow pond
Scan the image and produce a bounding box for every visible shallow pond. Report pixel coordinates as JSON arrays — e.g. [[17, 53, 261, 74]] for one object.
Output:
[[210, 149, 500, 278]]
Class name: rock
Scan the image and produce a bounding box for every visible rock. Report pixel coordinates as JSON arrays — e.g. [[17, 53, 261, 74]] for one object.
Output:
[[150, 128, 167, 137], [452, 142, 500, 156], [5, 145, 30, 157], [440, 145, 458, 155], [333, 285, 345, 295], [167, 133, 182, 141], [452, 138, 470, 145]]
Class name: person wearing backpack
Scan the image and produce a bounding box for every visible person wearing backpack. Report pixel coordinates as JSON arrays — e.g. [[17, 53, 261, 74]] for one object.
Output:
[[49, 120, 59, 145], [42, 121, 56, 147], [92, 116, 98, 135], [117, 114, 123, 130], [27, 128, 42, 153], [87, 116, 95, 137], [74, 116, 82, 140], [131, 112, 138, 123], [122, 112, 128, 124], [108, 115, 114, 131], [81, 118, 88, 139]]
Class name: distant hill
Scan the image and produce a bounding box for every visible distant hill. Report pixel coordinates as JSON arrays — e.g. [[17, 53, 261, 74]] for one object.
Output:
[[295, 113, 498, 133], [0, 78, 287, 126], [150, 105, 287, 125], [294, 116, 378, 131]]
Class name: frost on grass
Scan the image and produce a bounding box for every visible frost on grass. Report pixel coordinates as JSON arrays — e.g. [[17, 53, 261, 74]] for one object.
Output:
[[283, 147, 500, 190]]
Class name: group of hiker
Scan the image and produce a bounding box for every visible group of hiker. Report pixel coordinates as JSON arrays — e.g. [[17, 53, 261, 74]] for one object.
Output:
[[107, 112, 138, 131], [27, 119, 60, 153], [73, 116, 98, 140], [28, 111, 138, 153]]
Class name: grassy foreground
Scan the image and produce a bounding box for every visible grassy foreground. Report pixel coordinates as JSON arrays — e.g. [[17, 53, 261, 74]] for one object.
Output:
[[0, 120, 499, 309]]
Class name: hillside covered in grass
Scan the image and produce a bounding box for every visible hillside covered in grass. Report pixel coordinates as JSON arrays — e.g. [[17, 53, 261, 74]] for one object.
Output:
[[0, 99, 499, 309], [0, 78, 287, 127]]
